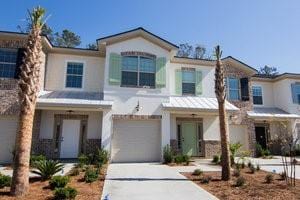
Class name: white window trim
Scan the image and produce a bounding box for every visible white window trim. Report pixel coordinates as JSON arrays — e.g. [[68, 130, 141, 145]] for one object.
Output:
[[252, 85, 264, 106], [64, 60, 85, 91]]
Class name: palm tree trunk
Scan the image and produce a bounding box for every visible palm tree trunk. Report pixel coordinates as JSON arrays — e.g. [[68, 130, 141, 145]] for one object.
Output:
[[10, 6, 45, 196], [218, 102, 231, 180]]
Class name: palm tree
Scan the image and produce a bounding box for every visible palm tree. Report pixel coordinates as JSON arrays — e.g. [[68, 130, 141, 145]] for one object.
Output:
[[214, 45, 231, 181], [11, 6, 46, 196]]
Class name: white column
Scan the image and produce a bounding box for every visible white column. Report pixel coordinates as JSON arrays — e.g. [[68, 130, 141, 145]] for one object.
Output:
[[101, 109, 113, 152], [161, 111, 171, 158]]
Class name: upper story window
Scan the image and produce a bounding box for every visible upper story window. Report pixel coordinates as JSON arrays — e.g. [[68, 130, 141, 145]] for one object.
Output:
[[65, 62, 83, 88], [121, 56, 155, 88], [227, 77, 240, 100], [291, 83, 300, 104], [0, 48, 17, 78], [182, 68, 196, 95], [252, 86, 263, 105]]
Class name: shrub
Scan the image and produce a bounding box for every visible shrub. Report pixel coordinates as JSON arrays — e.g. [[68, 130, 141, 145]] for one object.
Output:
[[54, 187, 77, 200], [30, 154, 46, 167], [201, 175, 212, 184], [84, 168, 99, 183], [69, 168, 80, 176], [163, 145, 173, 164], [49, 176, 70, 189], [265, 174, 274, 183], [247, 161, 253, 168], [230, 142, 242, 165], [241, 162, 245, 169], [279, 171, 287, 180], [192, 169, 203, 176], [233, 169, 240, 177], [255, 143, 271, 158], [78, 154, 89, 167], [235, 176, 246, 187], [31, 160, 64, 180], [174, 155, 185, 164], [94, 148, 109, 165], [182, 155, 191, 165], [256, 164, 261, 171], [0, 174, 11, 188], [212, 155, 220, 164], [249, 165, 256, 174]]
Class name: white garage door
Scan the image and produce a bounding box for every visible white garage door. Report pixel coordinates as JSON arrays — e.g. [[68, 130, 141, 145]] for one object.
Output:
[[0, 117, 18, 163], [229, 125, 249, 150], [112, 120, 161, 163]]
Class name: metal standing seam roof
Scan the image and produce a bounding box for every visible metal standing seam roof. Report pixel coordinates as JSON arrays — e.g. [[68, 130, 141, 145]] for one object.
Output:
[[247, 107, 300, 119], [162, 96, 239, 112], [37, 91, 113, 108]]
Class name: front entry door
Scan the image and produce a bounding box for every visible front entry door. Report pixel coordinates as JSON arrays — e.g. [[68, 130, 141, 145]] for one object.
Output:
[[181, 122, 198, 156], [60, 120, 81, 158], [255, 126, 267, 149]]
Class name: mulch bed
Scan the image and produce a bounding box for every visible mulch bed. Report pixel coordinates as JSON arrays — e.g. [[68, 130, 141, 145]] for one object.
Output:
[[183, 168, 300, 200], [0, 164, 108, 200]]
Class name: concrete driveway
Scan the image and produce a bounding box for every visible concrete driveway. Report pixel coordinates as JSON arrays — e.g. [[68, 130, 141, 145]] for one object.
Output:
[[101, 163, 218, 200]]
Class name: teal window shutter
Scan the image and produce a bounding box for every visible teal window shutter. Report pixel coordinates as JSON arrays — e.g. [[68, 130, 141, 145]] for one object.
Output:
[[155, 57, 166, 88], [175, 69, 182, 95], [195, 70, 202, 96], [109, 53, 122, 85]]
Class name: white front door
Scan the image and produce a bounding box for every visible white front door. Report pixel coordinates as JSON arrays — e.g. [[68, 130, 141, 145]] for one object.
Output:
[[60, 119, 81, 158]]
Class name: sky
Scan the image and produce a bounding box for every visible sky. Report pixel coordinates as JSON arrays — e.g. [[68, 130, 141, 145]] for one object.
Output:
[[1, 0, 300, 73]]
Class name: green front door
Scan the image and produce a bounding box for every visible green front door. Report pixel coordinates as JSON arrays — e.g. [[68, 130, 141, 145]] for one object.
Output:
[[181, 122, 198, 156]]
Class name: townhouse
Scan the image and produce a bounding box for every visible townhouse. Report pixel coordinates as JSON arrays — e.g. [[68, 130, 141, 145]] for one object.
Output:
[[0, 27, 299, 163]]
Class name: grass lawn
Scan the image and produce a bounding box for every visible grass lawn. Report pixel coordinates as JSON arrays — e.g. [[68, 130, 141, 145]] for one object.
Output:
[[0, 164, 107, 200], [183, 168, 300, 200]]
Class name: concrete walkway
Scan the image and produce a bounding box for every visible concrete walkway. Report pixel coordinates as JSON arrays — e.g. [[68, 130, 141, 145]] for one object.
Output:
[[101, 163, 218, 200]]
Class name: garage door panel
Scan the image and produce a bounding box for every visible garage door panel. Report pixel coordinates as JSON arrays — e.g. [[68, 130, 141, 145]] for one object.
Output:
[[112, 120, 161, 163], [0, 118, 18, 163]]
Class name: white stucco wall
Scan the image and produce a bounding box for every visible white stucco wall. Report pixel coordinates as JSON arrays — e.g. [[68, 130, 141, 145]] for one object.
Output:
[[45, 53, 105, 92], [229, 125, 249, 150], [273, 79, 300, 114], [252, 81, 274, 107], [39, 110, 102, 139]]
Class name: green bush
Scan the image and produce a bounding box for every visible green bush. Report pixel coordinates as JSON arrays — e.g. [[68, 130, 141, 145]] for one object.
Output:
[[247, 161, 253, 168], [31, 160, 64, 180], [265, 173, 274, 183], [54, 187, 77, 200], [49, 176, 70, 189], [0, 174, 11, 188], [192, 169, 203, 176], [233, 169, 240, 177], [256, 164, 261, 171], [182, 155, 191, 165], [235, 176, 246, 187], [255, 143, 271, 158], [94, 148, 109, 165], [84, 168, 99, 183], [230, 143, 242, 165], [30, 154, 46, 167], [78, 154, 89, 167], [201, 175, 212, 184], [174, 155, 185, 164], [163, 145, 173, 164], [212, 155, 220, 164]]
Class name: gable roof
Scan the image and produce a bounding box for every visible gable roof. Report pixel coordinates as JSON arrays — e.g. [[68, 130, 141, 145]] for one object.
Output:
[[96, 27, 179, 51], [222, 56, 258, 74]]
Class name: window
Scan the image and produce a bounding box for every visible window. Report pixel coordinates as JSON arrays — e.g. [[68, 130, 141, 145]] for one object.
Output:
[[121, 56, 155, 88], [253, 86, 263, 105], [65, 62, 83, 88], [182, 69, 196, 95], [292, 84, 300, 104], [0, 48, 17, 78], [228, 78, 240, 100]]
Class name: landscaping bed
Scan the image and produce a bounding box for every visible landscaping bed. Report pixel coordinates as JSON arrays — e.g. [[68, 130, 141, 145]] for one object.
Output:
[[0, 164, 107, 200], [183, 168, 300, 200]]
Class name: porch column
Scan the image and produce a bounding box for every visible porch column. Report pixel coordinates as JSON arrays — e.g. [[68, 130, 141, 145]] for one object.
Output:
[[101, 109, 113, 152], [161, 111, 171, 156]]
